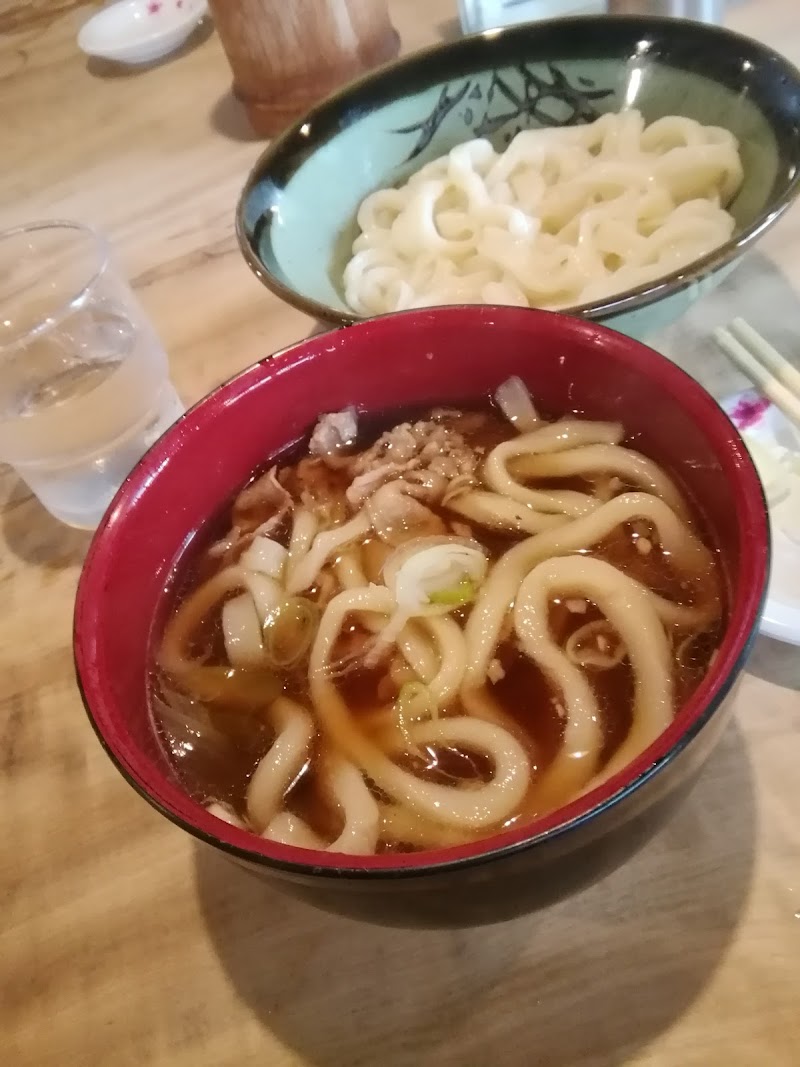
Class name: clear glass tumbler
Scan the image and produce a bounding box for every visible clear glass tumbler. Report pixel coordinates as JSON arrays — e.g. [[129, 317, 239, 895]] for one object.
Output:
[[0, 221, 184, 529]]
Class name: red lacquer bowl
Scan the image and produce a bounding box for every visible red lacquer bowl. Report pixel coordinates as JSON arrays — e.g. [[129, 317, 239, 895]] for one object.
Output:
[[74, 306, 768, 928]]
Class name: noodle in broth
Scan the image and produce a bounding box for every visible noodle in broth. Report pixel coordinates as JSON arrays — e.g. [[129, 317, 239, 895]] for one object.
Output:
[[150, 379, 724, 855]]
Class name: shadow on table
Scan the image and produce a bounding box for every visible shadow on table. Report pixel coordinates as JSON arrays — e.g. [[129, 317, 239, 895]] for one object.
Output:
[[307, 320, 339, 339], [209, 90, 264, 144], [0, 474, 91, 569], [746, 633, 800, 691], [196, 719, 756, 1067]]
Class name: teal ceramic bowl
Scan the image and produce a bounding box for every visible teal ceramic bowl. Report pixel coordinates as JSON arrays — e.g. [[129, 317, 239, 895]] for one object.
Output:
[[237, 15, 800, 341]]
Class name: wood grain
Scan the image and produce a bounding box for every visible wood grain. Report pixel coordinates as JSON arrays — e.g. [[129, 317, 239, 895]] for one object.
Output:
[[0, 0, 101, 34], [1, 2, 799, 1065]]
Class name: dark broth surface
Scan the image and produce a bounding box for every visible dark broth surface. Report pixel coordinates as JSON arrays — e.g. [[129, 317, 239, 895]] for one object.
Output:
[[149, 402, 725, 852]]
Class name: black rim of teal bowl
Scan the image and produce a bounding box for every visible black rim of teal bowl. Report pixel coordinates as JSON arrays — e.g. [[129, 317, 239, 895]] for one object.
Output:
[[236, 14, 800, 327]]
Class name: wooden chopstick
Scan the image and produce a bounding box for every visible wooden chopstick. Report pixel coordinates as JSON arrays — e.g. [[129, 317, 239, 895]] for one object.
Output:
[[713, 320, 800, 431], [729, 318, 800, 398]]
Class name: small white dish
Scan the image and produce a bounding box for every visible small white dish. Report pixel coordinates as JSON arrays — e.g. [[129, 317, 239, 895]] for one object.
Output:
[[78, 0, 208, 66], [721, 388, 800, 646]]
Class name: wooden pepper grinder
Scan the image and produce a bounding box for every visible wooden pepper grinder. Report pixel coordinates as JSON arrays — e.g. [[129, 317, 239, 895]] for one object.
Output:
[[207, 0, 401, 136]]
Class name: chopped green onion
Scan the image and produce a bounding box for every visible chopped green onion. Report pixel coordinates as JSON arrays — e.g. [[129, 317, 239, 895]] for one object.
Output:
[[427, 576, 476, 607], [385, 538, 488, 615], [395, 681, 437, 724], [263, 596, 319, 669]]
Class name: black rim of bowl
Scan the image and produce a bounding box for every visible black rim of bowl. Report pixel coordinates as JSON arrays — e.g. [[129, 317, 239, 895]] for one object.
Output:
[[236, 13, 800, 327]]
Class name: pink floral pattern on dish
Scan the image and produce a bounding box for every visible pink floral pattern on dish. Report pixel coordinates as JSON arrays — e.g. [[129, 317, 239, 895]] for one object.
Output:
[[147, 1, 194, 14], [728, 391, 771, 432]]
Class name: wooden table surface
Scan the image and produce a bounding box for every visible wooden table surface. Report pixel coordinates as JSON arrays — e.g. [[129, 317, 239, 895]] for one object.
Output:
[[2, 2, 799, 1065]]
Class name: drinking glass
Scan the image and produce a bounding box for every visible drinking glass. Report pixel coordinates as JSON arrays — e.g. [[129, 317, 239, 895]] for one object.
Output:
[[0, 221, 184, 528]]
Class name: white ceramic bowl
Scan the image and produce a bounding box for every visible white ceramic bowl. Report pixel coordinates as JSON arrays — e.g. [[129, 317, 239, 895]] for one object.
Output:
[[78, 0, 208, 66]]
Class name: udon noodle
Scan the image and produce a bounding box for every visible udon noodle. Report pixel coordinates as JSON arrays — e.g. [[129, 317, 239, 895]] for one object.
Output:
[[342, 110, 743, 315], [152, 378, 724, 855]]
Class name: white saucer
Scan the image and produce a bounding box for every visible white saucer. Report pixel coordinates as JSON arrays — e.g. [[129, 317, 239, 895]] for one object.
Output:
[[721, 389, 800, 645]]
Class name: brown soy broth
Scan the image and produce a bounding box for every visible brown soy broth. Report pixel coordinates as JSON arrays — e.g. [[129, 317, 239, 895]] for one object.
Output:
[[491, 642, 567, 770], [149, 399, 726, 851], [284, 746, 345, 842], [152, 679, 274, 811]]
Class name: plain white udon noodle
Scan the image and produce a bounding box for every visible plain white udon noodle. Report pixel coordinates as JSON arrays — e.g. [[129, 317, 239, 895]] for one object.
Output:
[[343, 110, 743, 315]]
